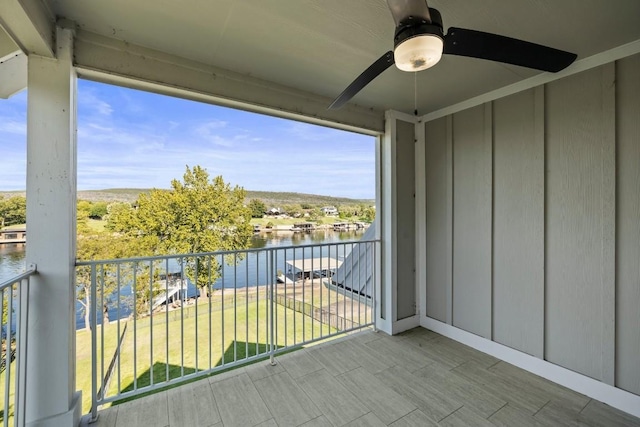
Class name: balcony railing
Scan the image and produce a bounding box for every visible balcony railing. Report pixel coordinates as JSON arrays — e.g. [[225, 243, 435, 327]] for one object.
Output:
[[0, 264, 36, 427], [76, 239, 378, 421]]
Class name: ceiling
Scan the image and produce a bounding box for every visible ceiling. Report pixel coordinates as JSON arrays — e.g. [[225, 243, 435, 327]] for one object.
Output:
[[7, 1, 640, 120]]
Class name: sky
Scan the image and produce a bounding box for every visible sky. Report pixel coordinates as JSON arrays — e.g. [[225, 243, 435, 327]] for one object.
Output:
[[0, 80, 375, 199]]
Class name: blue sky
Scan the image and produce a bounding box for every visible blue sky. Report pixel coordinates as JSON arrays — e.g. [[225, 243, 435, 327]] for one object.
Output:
[[1, 80, 375, 199]]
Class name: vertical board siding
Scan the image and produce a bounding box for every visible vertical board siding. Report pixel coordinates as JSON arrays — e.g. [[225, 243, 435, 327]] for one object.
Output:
[[425, 117, 451, 323], [615, 54, 640, 395], [423, 56, 639, 397], [544, 66, 616, 382], [492, 89, 544, 358], [396, 119, 416, 320], [452, 105, 492, 338]]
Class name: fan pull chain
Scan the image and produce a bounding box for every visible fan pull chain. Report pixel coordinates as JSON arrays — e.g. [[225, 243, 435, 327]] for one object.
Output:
[[414, 72, 418, 116]]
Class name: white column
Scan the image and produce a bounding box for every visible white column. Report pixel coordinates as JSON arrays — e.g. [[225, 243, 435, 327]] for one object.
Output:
[[24, 26, 81, 426], [377, 112, 396, 334], [377, 110, 419, 335]]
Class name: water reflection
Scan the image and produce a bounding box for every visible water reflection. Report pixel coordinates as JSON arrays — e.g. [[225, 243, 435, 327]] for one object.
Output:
[[0, 243, 26, 283], [0, 230, 364, 280]]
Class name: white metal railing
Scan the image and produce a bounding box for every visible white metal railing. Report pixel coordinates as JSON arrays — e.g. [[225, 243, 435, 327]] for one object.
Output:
[[0, 264, 36, 427], [76, 239, 378, 421]]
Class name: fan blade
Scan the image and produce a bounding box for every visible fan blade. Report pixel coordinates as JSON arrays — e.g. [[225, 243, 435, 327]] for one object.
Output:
[[443, 27, 577, 72], [387, 0, 431, 27], [328, 51, 395, 110]]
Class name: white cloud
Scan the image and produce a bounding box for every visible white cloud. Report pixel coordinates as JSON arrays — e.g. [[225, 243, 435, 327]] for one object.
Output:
[[79, 91, 113, 117], [0, 120, 26, 135], [38, 80, 376, 198], [192, 120, 233, 146]]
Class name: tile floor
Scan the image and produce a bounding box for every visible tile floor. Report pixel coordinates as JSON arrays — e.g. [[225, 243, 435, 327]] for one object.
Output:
[[87, 328, 640, 427]]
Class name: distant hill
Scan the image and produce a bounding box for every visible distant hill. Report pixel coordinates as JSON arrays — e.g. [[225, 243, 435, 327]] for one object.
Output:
[[1, 188, 148, 203], [243, 191, 373, 207], [2, 188, 374, 206]]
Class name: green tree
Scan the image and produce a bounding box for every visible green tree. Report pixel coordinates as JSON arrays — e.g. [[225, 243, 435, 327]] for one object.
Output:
[[89, 202, 109, 219], [109, 166, 253, 299], [282, 204, 302, 217], [77, 200, 92, 219], [76, 209, 140, 330], [360, 206, 376, 223], [248, 199, 266, 218], [0, 196, 26, 227], [105, 202, 138, 233]]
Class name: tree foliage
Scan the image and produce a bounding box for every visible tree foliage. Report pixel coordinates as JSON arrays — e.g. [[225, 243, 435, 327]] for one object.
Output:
[[89, 202, 109, 219], [336, 203, 375, 222], [0, 196, 26, 227], [76, 209, 141, 330], [248, 199, 266, 218], [107, 166, 253, 297], [282, 204, 302, 217], [360, 206, 376, 223]]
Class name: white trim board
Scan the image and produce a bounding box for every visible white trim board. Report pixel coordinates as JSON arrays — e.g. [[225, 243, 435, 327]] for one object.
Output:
[[421, 316, 640, 419], [78, 66, 383, 137], [393, 315, 420, 334], [421, 38, 640, 123]]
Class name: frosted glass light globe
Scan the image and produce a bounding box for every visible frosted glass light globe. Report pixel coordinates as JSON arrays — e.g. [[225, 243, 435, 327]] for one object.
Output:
[[395, 34, 443, 72]]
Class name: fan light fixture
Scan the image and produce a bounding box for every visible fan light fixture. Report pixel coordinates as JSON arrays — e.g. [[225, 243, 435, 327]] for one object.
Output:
[[328, 0, 577, 110], [394, 34, 443, 72]]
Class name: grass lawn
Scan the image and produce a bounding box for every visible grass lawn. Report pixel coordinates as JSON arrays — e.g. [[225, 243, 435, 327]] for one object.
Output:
[[3, 324, 119, 424], [76, 323, 123, 414], [86, 219, 106, 232], [0, 344, 17, 424], [76, 292, 336, 414], [3, 289, 361, 420], [0, 223, 25, 230]]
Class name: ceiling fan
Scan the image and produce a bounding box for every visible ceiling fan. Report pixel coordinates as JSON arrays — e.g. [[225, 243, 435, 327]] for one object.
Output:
[[328, 0, 577, 110]]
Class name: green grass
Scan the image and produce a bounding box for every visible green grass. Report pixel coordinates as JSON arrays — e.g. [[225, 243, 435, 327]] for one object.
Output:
[[76, 324, 122, 413], [0, 343, 17, 424], [0, 223, 25, 230], [75, 293, 336, 414], [2, 285, 360, 420], [86, 219, 106, 232]]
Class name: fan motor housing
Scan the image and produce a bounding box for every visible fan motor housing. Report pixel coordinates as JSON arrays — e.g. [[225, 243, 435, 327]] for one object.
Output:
[[393, 7, 444, 48]]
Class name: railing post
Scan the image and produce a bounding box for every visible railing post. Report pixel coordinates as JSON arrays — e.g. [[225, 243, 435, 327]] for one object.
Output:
[[372, 242, 378, 333], [15, 264, 35, 427], [269, 249, 276, 366], [90, 264, 98, 422]]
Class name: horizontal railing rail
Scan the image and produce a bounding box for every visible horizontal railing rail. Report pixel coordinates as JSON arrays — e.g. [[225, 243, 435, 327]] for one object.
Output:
[[77, 239, 378, 421], [0, 264, 36, 427]]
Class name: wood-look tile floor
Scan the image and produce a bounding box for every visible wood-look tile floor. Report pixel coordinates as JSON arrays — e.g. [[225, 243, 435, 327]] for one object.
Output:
[[86, 328, 640, 427]]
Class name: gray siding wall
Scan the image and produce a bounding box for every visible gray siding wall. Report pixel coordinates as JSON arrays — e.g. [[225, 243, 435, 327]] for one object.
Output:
[[452, 105, 492, 339], [423, 53, 640, 395], [545, 64, 616, 384], [493, 88, 544, 358], [396, 119, 416, 320], [425, 117, 451, 323], [615, 54, 640, 395]]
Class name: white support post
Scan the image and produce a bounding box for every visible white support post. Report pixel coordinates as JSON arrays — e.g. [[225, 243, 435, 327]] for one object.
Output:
[[377, 113, 396, 334], [24, 26, 82, 426], [378, 110, 419, 335]]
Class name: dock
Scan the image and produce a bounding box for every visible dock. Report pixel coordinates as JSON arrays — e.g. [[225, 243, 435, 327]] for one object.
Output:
[[285, 257, 343, 281], [0, 227, 26, 244]]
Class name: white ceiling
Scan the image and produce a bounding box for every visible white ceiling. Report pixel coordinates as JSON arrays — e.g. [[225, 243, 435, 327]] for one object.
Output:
[[24, 1, 640, 116]]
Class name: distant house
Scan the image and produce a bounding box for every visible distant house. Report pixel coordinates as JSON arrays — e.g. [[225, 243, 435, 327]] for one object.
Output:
[[266, 207, 281, 216], [321, 206, 338, 216]]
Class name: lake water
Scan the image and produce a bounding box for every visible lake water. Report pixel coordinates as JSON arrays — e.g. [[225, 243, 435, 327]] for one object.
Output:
[[0, 230, 366, 329], [0, 243, 26, 283]]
